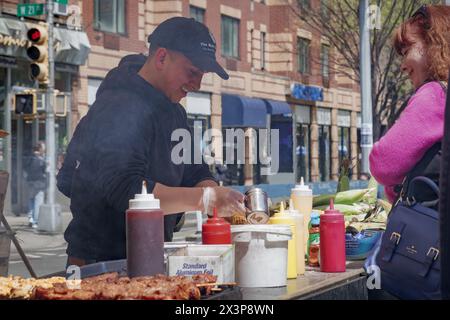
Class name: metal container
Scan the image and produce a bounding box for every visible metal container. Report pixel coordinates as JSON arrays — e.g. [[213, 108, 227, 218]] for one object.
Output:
[[244, 187, 270, 224]]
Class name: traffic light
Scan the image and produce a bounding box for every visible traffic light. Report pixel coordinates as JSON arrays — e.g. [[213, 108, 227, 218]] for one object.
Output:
[[14, 93, 37, 115], [26, 23, 49, 84]]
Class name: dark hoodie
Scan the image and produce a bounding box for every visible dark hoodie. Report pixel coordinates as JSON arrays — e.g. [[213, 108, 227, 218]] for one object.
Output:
[[58, 54, 214, 261]]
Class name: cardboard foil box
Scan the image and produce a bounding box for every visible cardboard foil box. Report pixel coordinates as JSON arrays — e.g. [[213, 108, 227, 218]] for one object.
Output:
[[167, 244, 234, 283]]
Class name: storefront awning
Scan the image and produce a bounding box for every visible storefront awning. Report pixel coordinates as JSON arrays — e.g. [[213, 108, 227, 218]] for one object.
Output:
[[0, 16, 90, 66], [264, 99, 292, 116], [222, 94, 267, 129]]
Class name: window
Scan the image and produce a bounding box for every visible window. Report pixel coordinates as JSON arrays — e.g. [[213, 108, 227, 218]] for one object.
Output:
[[271, 115, 293, 173], [338, 127, 351, 169], [337, 110, 351, 170], [187, 115, 210, 165], [298, 0, 310, 9], [321, 44, 330, 78], [321, 0, 329, 18], [296, 123, 311, 182], [88, 78, 103, 107], [261, 32, 266, 70], [221, 15, 239, 59], [298, 38, 310, 74], [318, 125, 331, 181], [94, 0, 126, 34], [190, 6, 205, 23]]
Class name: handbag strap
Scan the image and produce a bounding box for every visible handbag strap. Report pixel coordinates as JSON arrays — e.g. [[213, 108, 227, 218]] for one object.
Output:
[[406, 176, 440, 206], [397, 141, 441, 203]]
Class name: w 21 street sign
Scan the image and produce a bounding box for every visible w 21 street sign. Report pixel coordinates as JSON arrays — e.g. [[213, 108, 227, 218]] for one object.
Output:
[[17, 3, 45, 17], [17, 1, 67, 17]]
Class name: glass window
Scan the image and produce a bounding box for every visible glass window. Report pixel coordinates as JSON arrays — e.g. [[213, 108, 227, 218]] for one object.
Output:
[[88, 78, 103, 107], [338, 127, 351, 169], [296, 123, 310, 182], [12, 60, 35, 88], [298, 0, 311, 9], [261, 32, 266, 70], [321, 44, 329, 78], [222, 128, 245, 186], [271, 115, 293, 173], [321, 0, 329, 18], [298, 38, 310, 74], [318, 125, 331, 181], [186, 114, 210, 161], [94, 0, 126, 34], [221, 15, 239, 59], [55, 72, 71, 92], [190, 6, 205, 23]]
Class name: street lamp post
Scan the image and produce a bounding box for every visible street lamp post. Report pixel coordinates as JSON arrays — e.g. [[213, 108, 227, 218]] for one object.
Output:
[[38, 0, 62, 233], [359, 0, 373, 176]]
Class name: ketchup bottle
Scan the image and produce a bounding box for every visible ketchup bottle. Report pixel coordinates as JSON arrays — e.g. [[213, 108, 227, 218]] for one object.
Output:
[[319, 199, 346, 273], [202, 208, 231, 244], [126, 181, 164, 277]]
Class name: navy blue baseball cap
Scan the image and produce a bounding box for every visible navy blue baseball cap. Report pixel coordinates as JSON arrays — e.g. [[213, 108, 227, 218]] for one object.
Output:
[[148, 17, 229, 80]]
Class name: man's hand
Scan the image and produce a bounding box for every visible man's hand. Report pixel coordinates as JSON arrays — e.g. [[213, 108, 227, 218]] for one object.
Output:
[[201, 187, 246, 218]]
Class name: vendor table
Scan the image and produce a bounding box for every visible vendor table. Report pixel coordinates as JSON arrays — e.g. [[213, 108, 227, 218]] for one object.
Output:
[[240, 262, 368, 300]]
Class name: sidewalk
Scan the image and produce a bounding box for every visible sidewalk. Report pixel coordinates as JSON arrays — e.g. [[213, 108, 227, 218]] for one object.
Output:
[[4, 210, 202, 253], [4, 211, 71, 253]]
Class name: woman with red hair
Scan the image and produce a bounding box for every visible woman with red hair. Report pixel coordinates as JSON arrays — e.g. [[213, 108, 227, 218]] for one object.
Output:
[[369, 5, 450, 203]]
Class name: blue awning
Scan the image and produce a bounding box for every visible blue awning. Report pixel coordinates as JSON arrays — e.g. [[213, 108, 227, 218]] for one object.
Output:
[[264, 99, 292, 115], [222, 94, 268, 129]]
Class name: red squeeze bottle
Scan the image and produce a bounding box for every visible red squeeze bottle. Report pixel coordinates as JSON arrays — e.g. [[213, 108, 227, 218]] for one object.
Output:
[[126, 181, 164, 277], [202, 208, 231, 244], [319, 199, 346, 273]]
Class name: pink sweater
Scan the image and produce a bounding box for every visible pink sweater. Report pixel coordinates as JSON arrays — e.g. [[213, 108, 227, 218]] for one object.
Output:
[[369, 81, 447, 203]]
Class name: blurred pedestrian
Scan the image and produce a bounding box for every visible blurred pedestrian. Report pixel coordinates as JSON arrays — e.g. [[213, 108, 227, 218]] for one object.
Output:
[[26, 141, 46, 228]]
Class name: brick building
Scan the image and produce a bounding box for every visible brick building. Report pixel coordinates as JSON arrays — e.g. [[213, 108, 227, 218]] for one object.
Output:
[[1, 0, 362, 213]]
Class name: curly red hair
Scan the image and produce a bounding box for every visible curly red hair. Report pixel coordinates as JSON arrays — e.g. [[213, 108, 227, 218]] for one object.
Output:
[[393, 5, 450, 82]]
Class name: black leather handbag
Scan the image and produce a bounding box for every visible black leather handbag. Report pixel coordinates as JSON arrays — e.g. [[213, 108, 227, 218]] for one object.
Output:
[[376, 175, 441, 299]]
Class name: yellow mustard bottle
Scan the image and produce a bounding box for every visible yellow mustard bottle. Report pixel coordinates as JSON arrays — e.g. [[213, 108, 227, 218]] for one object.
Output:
[[288, 199, 305, 276], [269, 201, 297, 279]]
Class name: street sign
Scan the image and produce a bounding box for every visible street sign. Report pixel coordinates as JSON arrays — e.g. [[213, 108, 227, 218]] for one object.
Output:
[[55, 0, 68, 4], [17, 3, 45, 17]]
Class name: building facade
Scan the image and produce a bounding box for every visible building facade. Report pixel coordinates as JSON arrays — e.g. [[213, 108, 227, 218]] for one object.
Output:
[[1, 0, 362, 213]]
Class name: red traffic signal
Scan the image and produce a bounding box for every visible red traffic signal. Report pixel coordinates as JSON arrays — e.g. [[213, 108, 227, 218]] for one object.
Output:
[[26, 24, 48, 84], [27, 26, 47, 45]]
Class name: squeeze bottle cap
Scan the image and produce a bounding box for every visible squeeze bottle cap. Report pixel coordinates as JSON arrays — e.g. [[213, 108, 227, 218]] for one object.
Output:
[[202, 208, 231, 244], [204, 207, 230, 225], [321, 199, 344, 223], [287, 199, 301, 216], [129, 181, 160, 210], [310, 211, 321, 225], [292, 177, 312, 195], [273, 201, 288, 217]]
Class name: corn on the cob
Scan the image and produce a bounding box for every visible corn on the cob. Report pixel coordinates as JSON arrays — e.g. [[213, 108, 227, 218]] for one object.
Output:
[[313, 194, 335, 207], [313, 204, 361, 215], [377, 199, 392, 214], [335, 189, 369, 205]]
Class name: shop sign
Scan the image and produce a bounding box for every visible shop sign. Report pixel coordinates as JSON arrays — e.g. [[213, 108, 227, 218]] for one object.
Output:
[[0, 34, 29, 48], [290, 83, 324, 102]]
